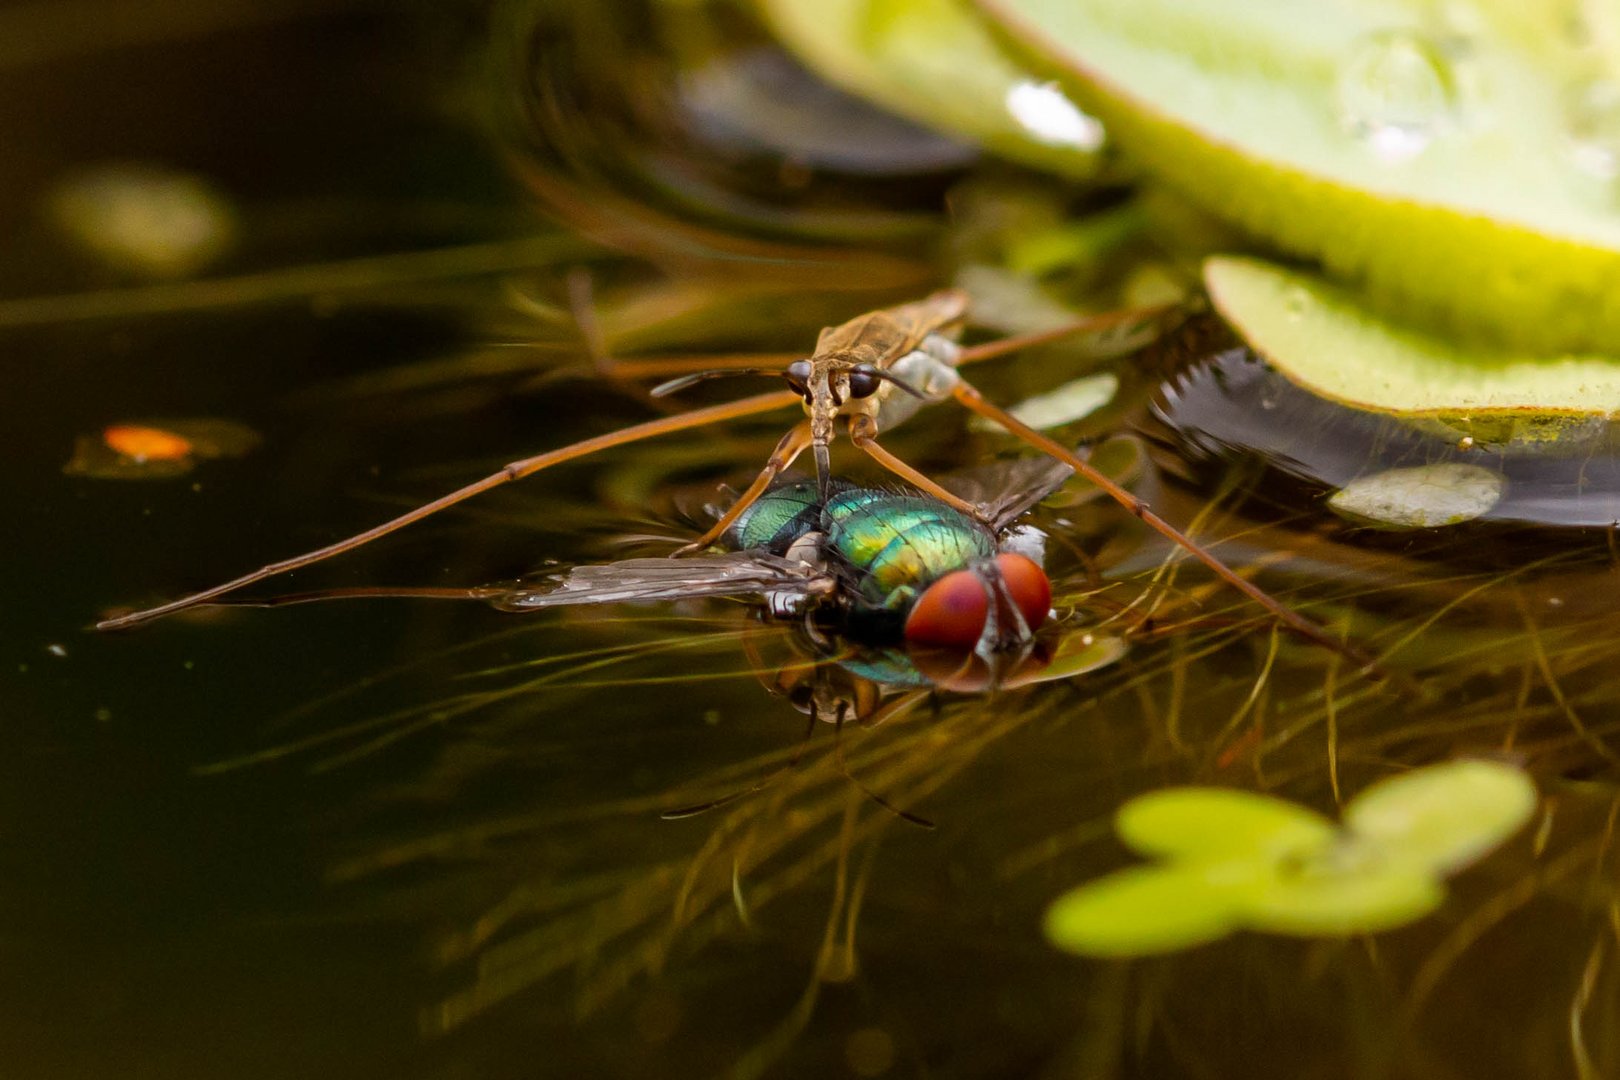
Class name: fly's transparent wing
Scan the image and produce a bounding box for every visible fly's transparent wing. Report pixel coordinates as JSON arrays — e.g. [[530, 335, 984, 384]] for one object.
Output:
[[491, 552, 836, 611], [939, 455, 1076, 529]]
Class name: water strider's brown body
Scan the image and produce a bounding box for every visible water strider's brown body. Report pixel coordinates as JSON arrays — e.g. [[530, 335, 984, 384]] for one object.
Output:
[[666, 288, 983, 554], [97, 291, 1369, 670]]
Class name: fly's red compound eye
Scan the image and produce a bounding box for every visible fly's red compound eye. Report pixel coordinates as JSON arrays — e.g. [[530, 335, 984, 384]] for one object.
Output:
[[994, 553, 1052, 633], [903, 569, 988, 648], [902, 555, 1053, 649]]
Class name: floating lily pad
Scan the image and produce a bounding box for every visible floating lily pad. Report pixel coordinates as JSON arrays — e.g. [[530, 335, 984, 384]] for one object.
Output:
[[1153, 346, 1620, 528], [756, 0, 1103, 177], [972, 0, 1620, 351], [1204, 256, 1620, 418], [1329, 463, 1506, 529]]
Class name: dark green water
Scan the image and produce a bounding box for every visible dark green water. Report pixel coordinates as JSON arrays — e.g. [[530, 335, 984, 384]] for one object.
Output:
[[7, 4, 1620, 1079]]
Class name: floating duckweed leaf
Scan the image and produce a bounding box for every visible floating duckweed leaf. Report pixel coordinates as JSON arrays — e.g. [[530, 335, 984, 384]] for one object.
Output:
[[972, 0, 1620, 351], [1239, 849, 1445, 936], [1344, 760, 1538, 874], [969, 372, 1117, 432], [1044, 761, 1536, 958], [1116, 787, 1335, 862], [755, 0, 1102, 177], [954, 265, 1095, 335], [1043, 863, 1245, 956], [1329, 463, 1506, 529], [1204, 256, 1620, 417]]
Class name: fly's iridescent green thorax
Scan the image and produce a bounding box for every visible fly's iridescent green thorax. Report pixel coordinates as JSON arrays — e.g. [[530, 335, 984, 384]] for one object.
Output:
[[726, 481, 997, 616], [825, 492, 995, 606]]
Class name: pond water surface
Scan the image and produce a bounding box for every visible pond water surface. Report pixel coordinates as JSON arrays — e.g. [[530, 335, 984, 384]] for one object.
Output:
[[8, 4, 1620, 1079]]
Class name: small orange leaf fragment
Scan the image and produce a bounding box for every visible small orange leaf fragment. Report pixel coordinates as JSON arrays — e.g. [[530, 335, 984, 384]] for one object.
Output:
[[103, 424, 194, 462]]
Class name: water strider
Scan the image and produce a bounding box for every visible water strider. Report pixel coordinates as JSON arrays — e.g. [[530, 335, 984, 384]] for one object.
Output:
[[96, 290, 1360, 664]]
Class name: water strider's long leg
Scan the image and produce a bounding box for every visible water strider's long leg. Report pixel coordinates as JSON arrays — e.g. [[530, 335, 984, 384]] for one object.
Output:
[[845, 414, 982, 519], [99, 388, 800, 630], [673, 421, 815, 556], [955, 304, 1178, 367], [608, 305, 1175, 381], [948, 379, 1374, 670]]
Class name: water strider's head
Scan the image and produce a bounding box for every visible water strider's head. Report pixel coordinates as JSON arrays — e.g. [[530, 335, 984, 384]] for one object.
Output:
[[781, 354, 925, 497]]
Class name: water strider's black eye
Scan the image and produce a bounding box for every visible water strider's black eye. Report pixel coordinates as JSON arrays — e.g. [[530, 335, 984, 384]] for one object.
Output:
[[785, 359, 812, 399], [847, 363, 881, 399]]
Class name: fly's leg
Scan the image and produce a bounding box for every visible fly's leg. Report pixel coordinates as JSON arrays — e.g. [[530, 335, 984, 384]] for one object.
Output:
[[672, 421, 815, 556], [948, 378, 1375, 671], [660, 708, 820, 820], [846, 414, 983, 521], [832, 705, 934, 829], [99, 388, 801, 630]]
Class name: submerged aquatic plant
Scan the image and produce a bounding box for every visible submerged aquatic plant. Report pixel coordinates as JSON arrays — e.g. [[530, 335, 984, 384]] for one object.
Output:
[[1043, 761, 1538, 957]]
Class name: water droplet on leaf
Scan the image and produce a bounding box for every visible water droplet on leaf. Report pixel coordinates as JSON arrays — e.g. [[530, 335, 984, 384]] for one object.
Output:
[[1336, 30, 1459, 162], [1564, 77, 1620, 180]]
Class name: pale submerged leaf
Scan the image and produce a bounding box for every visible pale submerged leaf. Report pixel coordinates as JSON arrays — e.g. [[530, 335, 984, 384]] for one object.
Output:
[[1329, 463, 1506, 529]]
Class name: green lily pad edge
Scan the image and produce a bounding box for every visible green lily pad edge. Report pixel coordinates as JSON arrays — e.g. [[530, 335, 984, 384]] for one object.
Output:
[[1205, 255, 1620, 421]]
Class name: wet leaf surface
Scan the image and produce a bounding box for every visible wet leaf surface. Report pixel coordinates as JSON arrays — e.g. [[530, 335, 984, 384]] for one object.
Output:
[[973, 0, 1620, 351]]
